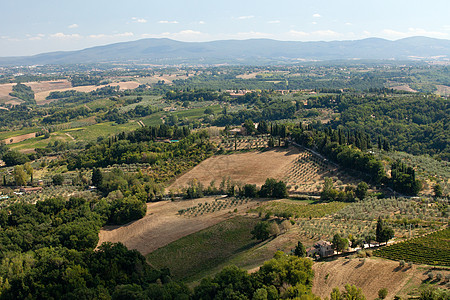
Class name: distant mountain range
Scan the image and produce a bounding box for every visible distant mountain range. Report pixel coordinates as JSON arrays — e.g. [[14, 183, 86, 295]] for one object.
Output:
[[1, 36, 449, 66]]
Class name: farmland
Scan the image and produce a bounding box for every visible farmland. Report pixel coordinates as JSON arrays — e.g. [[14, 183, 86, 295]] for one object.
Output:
[[146, 216, 259, 281], [97, 197, 263, 255], [250, 199, 348, 219], [0, 63, 449, 299], [168, 147, 302, 192], [375, 228, 450, 266]]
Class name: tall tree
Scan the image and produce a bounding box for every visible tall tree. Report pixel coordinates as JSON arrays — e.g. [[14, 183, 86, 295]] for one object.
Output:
[[294, 241, 306, 257], [92, 167, 103, 187], [13, 165, 28, 186]]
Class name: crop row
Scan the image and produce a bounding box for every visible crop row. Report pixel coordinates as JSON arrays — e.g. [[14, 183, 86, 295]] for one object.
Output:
[[374, 228, 450, 266]]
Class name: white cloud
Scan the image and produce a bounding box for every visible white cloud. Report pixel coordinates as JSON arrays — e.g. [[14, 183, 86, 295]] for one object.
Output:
[[68, 24, 79, 29], [28, 33, 45, 41], [142, 30, 206, 41], [50, 32, 82, 39], [313, 13, 321, 18], [345, 22, 353, 26], [382, 28, 449, 39], [268, 20, 280, 24], [237, 15, 254, 20], [287, 29, 341, 39], [115, 32, 134, 37], [198, 21, 205, 25], [312, 21, 317, 25], [89, 32, 134, 39], [288, 30, 309, 38], [314, 30, 340, 37], [89, 34, 106, 39], [231, 31, 274, 39], [158, 20, 179, 24], [132, 17, 147, 23]]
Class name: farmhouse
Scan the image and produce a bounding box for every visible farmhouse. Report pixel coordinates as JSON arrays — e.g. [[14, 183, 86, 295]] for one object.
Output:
[[307, 240, 334, 257], [20, 187, 43, 193]]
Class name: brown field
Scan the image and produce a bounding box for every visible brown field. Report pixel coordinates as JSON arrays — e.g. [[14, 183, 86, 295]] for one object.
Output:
[[34, 81, 140, 104], [312, 257, 435, 300], [391, 85, 418, 93], [168, 148, 301, 192], [97, 197, 263, 255], [169, 146, 358, 195], [136, 74, 189, 85], [2, 132, 36, 144], [0, 83, 16, 103], [25, 80, 72, 93], [436, 84, 450, 96]]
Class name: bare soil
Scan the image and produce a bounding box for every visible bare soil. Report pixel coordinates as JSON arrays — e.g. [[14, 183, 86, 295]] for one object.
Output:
[[2, 132, 36, 144], [392, 85, 418, 93], [97, 197, 262, 255], [34, 81, 140, 104], [168, 148, 301, 192], [312, 257, 433, 300], [0, 83, 15, 103]]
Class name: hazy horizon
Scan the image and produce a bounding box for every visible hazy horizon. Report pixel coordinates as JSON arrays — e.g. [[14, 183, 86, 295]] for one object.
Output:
[[1, 0, 449, 57]]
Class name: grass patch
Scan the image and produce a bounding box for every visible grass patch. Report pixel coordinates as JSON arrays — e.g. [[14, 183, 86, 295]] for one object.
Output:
[[67, 121, 140, 141], [84, 98, 115, 110], [146, 216, 259, 281], [142, 112, 164, 126], [9, 132, 71, 150], [250, 199, 348, 219], [173, 105, 221, 120]]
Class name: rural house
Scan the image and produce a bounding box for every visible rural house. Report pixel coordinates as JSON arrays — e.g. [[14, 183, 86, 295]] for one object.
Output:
[[306, 240, 334, 257]]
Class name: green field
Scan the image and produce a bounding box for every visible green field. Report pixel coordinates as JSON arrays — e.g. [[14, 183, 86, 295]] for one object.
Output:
[[84, 98, 115, 110], [9, 132, 71, 150], [146, 216, 260, 281], [66, 121, 140, 142], [173, 105, 222, 120], [141, 112, 164, 126], [374, 228, 450, 266], [250, 200, 348, 219]]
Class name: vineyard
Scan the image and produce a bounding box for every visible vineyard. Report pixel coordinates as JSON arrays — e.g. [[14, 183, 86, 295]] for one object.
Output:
[[374, 228, 450, 266]]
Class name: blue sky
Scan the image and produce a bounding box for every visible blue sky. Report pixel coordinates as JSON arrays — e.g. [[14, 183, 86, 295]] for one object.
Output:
[[1, 0, 449, 56]]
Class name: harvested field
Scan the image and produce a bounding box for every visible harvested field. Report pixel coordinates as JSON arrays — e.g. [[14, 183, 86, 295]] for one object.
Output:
[[312, 257, 430, 300], [2, 132, 36, 144], [0, 83, 15, 103], [25, 80, 72, 93], [436, 84, 450, 96], [97, 197, 262, 256], [168, 147, 301, 192], [136, 74, 188, 85], [169, 146, 357, 195], [392, 85, 418, 93], [34, 81, 140, 104]]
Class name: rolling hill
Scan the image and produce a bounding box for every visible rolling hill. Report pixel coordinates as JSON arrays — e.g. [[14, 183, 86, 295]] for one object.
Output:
[[0, 36, 449, 65]]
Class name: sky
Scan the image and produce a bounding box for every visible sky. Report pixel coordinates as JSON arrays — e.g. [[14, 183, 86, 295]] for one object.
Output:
[[1, 0, 449, 57]]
